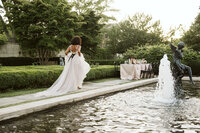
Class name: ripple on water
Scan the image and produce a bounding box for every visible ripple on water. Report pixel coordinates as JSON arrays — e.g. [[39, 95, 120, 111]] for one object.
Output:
[[0, 82, 200, 133]]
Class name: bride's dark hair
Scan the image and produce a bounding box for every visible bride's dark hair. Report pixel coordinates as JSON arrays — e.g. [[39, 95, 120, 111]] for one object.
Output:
[[71, 36, 82, 45]]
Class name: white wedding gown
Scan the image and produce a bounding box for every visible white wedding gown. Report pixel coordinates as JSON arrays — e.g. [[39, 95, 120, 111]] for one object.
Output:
[[34, 45, 90, 97]]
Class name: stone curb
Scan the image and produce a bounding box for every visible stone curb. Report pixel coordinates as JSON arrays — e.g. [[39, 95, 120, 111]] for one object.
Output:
[[182, 77, 200, 81], [0, 78, 158, 122]]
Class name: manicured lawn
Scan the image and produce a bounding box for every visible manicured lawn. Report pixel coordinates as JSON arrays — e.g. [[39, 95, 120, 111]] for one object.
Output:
[[0, 65, 111, 72], [0, 65, 63, 72], [0, 88, 47, 98]]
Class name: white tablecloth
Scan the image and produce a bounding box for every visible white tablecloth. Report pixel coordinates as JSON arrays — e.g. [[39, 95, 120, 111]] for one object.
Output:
[[120, 64, 151, 80]]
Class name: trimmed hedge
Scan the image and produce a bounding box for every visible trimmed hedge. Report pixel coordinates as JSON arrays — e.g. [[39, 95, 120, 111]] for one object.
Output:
[[0, 57, 60, 66], [0, 57, 36, 66], [86, 59, 125, 65], [0, 65, 118, 92], [0, 57, 125, 66]]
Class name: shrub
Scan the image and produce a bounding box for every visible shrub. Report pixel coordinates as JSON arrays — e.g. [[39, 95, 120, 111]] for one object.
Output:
[[123, 44, 200, 75], [0, 57, 36, 66], [123, 44, 172, 63], [181, 48, 200, 75], [91, 47, 114, 59], [86, 59, 126, 65], [0, 65, 117, 92], [0, 34, 8, 45], [0, 57, 124, 66], [85, 65, 117, 81], [0, 57, 60, 66]]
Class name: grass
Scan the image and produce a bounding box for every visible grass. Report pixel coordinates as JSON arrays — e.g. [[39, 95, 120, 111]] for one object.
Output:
[[0, 88, 47, 98], [0, 65, 113, 72], [91, 77, 120, 83], [0, 65, 63, 72]]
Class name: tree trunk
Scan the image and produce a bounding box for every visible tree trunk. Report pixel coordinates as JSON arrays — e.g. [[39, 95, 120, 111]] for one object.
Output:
[[11, 29, 17, 42], [1, 0, 16, 43], [38, 48, 50, 65], [0, 15, 13, 42]]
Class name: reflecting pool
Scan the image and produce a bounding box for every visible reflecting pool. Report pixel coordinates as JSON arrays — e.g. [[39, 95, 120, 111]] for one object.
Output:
[[0, 81, 200, 133]]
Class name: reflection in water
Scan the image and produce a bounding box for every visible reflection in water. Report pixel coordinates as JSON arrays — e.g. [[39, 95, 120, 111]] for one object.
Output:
[[0, 82, 200, 133]]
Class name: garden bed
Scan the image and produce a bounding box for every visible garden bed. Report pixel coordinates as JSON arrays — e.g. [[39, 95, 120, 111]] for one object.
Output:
[[0, 65, 118, 92]]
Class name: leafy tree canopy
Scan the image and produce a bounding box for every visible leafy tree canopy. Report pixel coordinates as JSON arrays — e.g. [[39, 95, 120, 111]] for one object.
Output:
[[3, 0, 80, 64], [70, 0, 115, 57], [79, 11, 104, 56], [182, 11, 200, 52], [70, 0, 116, 23], [105, 13, 164, 55]]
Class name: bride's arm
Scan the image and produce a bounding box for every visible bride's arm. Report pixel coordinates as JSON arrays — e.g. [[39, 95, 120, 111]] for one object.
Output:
[[65, 46, 70, 55], [78, 45, 81, 56]]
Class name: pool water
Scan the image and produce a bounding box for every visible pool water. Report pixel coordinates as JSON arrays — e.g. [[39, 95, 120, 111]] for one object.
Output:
[[0, 81, 200, 133]]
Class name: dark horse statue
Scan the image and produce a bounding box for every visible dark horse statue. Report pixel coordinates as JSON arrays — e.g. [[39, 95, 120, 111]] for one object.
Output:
[[170, 42, 195, 96]]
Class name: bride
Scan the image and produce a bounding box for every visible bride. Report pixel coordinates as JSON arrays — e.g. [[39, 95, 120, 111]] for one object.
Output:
[[35, 36, 91, 96]]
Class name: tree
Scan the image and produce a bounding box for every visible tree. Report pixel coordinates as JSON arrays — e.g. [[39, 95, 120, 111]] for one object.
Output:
[[79, 11, 104, 56], [102, 23, 121, 56], [182, 11, 200, 52], [4, 0, 80, 64], [0, 1, 16, 42], [70, 0, 116, 58], [70, 0, 116, 23], [106, 13, 164, 55], [161, 24, 185, 44], [0, 7, 8, 45]]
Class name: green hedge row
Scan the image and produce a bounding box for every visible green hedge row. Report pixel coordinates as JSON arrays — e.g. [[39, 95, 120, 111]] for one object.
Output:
[[0, 65, 118, 92], [0, 57, 125, 66], [0, 57, 60, 66], [86, 59, 125, 65]]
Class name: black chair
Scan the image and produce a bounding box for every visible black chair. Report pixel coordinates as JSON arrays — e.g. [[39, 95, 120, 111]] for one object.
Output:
[[140, 64, 154, 78], [114, 61, 120, 72], [151, 62, 159, 76]]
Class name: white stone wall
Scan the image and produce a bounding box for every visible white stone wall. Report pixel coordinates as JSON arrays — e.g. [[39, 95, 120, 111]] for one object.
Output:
[[0, 43, 22, 57], [0, 42, 66, 57]]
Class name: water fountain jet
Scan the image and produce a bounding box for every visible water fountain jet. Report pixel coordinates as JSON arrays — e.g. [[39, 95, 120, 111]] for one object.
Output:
[[154, 54, 176, 103]]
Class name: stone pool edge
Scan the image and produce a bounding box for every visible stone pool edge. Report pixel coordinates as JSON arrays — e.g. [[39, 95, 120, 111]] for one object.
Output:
[[0, 78, 157, 122]]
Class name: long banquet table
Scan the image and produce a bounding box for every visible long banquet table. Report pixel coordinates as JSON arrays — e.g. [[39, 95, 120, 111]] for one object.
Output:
[[120, 64, 151, 80]]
